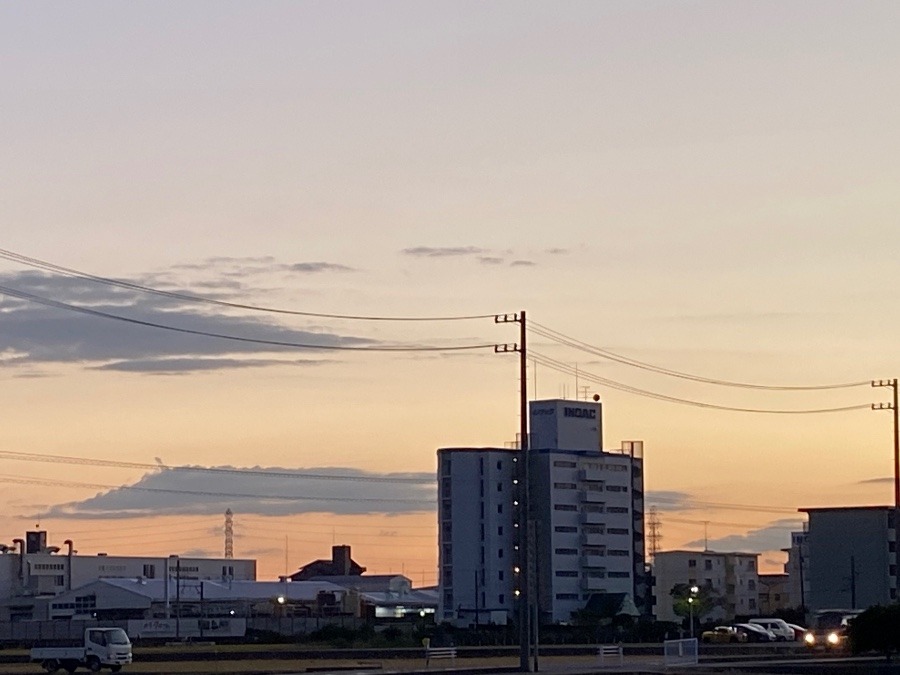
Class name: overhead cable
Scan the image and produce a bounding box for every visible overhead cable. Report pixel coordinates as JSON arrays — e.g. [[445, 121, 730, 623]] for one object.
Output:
[[530, 321, 868, 390], [0, 285, 495, 353], [0, 450, 432, 485], [531, 351, 871, 415], [0, 247, 496, 321]]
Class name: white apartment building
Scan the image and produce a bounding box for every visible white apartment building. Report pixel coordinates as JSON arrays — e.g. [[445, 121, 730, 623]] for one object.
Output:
[[653, 550, 759, 623], [437, 399, 646, 626], [0, 531, 256, 621]]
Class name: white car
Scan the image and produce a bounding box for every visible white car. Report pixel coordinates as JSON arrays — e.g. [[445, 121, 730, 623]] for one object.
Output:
[[748, 618, 795, 641]]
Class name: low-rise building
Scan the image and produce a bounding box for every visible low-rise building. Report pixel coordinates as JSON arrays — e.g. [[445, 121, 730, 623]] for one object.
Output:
[[653, 550, 759, 623], [758, 573, 791, 615]]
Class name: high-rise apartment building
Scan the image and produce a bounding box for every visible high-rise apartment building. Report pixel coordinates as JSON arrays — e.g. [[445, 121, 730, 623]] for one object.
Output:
[[437, 399, 646, 626]]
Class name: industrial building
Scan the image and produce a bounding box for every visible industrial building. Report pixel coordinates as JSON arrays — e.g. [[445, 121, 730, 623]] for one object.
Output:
[[0, 530, 255, 622], [437, 398, 646, 626]]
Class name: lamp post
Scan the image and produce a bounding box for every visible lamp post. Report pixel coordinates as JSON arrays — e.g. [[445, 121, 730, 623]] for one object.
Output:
[[688, 585, 699, 638]]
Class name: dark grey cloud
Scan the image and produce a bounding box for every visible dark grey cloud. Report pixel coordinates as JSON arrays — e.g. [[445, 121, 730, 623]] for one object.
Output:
[[510, 260, 536, 267], [684, 519, 803, 553], [858, 476, 890, 484], [36, 466, 437, 519], [402, 246, 486, 258], [170, 256, 354, 277], [478, 257, 505, 265], [0, 271, 373, 373]]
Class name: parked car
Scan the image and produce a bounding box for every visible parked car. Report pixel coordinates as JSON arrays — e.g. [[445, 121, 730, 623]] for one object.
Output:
[[701, 626, 748, 643], [733, 623, 775, 642], [749, 618, 795, 641], [786, 622, 807, 641]]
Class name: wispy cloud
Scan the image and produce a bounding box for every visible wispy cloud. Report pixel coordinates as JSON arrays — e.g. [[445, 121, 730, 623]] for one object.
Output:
[[402, 246, 487, 258], [286, 262, 355, 274], [510, 260, 536, 267], [646, 490, 696, 511], [35, 466, 437, 519]]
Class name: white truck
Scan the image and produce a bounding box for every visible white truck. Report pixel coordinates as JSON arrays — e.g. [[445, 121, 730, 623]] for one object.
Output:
[[30, 627, 132, 673]]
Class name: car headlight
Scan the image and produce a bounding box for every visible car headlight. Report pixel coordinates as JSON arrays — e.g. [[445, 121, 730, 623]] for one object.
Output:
[[804, 633, 815, 645], [827, 632, 840, 645]]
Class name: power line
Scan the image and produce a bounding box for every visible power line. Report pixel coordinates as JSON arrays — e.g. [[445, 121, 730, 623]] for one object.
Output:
[[531, 351, 871, 414], [530, 321, 869, 391], [0, 285, 496, 353], [0, 247, 496, 321], [0, 473, 436, 506], [0, 450, 433, 485]]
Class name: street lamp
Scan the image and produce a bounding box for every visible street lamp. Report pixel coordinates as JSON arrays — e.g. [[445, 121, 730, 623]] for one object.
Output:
[[688, 585, 699, 638]]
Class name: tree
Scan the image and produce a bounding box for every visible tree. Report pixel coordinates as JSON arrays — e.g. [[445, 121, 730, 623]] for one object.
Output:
[[848, 605, 900, 659], [670, 583, 723, 625]]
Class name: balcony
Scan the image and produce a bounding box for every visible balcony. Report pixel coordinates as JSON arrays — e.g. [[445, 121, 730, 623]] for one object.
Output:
[[581, 532, 606, 547], [580, 468, 605, 483], [580, 511, 605, 525], [580, 577, 606, 591], [580, 490, 605, 504], [581, 555, 606, 568]]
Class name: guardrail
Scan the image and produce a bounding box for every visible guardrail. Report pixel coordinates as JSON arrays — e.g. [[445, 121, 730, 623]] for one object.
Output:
[[425, 646, 457, 667], [597, 644, 623, 667]]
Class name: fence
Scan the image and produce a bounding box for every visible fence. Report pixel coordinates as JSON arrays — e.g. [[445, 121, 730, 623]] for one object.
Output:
[[663, 637, 698, 668], [597, 644, 623, 667]]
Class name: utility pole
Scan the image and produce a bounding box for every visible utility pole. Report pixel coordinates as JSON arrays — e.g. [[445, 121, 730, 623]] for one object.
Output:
[[495, 312, 532, 672], [871, 379, 899, 508]]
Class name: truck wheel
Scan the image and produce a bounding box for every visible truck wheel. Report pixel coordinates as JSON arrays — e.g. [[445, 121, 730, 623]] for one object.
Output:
[[42, 660, 60, 673], [87, 657, 101, 672]]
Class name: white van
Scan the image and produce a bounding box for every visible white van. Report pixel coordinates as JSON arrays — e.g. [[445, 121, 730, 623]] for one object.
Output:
[[748, 618, 795, 641]]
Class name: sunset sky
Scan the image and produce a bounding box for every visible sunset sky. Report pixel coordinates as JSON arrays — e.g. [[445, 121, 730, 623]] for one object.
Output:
[[2, 1, 900, 584]]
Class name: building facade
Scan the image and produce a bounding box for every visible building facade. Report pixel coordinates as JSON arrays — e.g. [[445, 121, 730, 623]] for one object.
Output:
[[800, 506, 897, 612], [653, 550, 759, 623], [0, 531, 255, 622], [782, 529, 809, 610], [437, 399, 646, 626]]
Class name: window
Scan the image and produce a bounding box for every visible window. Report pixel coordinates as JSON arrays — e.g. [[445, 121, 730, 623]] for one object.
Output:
[[608, 571, 630, 578], [607, 527, 629, 535], [143, 564, 156, 579], [498, 571, 504, 581], [498, 504, 503, 514], [498, 549, 504, 559], [497, 460, 502, 470], [605, 485, 627, 492], [688, 560, 697, 568], [747, 559, 756, 570], [555, 571, 579, 577], [499, 594, 505, 603], [553, 482, 577, 490], [554, 504, 577, 512], [704, 560, 713, 571], [497, 482, 503, 492], [54, 575, 65, 586], [608, 549, 629, 557], [443, 568, 453, 586], [554, 548, 578, 555], [498, 526, 503, 536], [749, 598, 757, 609], [555, 593, 579, 600], [554, 526, 578, 533], [607, 506, 628, 513], [553, 460, 576, 468]]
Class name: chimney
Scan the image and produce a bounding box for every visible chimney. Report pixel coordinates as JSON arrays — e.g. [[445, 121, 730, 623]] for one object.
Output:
[[332, 545, 352, 576]]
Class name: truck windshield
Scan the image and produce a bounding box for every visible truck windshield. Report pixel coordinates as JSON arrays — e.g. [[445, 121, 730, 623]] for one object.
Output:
[[104, 629, 131, 645]]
